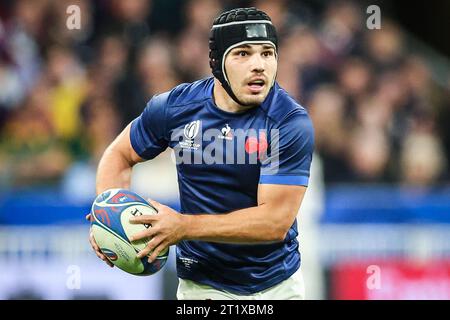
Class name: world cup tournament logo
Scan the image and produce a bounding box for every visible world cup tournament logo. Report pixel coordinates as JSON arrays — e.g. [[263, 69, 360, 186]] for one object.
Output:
[[179, 120, 201, 151], [184, 120, 200, 140]]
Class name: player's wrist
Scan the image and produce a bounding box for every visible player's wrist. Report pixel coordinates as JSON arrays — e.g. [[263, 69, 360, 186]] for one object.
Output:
[[179, 213, 193, 241]]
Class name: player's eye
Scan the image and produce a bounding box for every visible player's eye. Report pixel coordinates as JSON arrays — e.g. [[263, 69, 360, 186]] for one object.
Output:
[[237, 51, 248, 57], [262, 51, 274, 57]]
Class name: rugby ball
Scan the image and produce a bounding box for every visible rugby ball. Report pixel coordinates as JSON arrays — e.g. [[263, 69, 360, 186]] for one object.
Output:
[[90, 188, 169, 275]]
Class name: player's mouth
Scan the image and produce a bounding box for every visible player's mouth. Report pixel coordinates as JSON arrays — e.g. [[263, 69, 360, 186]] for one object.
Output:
[[247, 78, 266, 94]]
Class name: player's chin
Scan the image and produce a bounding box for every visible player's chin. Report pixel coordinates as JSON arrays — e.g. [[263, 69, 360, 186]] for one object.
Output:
[[237, 95, 263, 106], [242, 93, 267, 106]]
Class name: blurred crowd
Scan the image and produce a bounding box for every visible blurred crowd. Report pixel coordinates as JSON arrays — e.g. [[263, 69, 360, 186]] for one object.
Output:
[[0, 0, 449, 190]]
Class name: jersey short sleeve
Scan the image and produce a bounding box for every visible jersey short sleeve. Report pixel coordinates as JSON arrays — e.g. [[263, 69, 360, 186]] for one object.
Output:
[[259, 111, 314, 186], [130, 93, 169, 160]]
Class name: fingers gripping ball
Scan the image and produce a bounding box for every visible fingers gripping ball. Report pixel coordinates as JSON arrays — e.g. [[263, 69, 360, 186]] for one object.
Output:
[[90, 188, 169, 275]]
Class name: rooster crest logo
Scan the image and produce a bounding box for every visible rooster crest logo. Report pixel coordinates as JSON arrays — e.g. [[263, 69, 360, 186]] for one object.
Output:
[[221, 124, 231, 137]]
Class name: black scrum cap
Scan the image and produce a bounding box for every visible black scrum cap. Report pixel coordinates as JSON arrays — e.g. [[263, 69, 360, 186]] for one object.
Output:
[[209, 7, 278, 105]]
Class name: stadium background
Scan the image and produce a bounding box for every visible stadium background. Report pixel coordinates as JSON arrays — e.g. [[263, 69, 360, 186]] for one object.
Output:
[[0, 0, 449, 299]]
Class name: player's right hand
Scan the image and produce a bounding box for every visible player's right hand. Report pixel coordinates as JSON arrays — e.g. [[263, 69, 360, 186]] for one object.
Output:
[[86, 213, 114, 268]]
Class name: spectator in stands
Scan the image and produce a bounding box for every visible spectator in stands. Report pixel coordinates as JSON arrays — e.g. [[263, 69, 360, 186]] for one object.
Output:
[[0, 79, 71, 187], [400, 131, 446, 186]]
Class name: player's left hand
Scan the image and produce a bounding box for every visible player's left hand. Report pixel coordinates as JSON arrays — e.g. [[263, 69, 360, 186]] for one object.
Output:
[[128, 199, 186, 263]]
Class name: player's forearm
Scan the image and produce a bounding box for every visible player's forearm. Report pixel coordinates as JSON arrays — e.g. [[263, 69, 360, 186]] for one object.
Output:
[[96, 144, 134, 195], [182, 204, 292, 243]]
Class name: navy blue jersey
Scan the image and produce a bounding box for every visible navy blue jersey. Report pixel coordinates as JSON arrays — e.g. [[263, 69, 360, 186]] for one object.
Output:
[[130, 77, 314, 294]]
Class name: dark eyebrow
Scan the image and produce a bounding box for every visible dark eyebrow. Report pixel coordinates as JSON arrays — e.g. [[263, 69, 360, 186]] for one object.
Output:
[[232, 44, 275, 51], [232, 44, 252, 50]]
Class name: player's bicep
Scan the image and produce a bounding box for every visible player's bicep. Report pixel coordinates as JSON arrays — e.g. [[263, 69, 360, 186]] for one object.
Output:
[[109, 123, 146, 166], [257, 184, 307, 226]]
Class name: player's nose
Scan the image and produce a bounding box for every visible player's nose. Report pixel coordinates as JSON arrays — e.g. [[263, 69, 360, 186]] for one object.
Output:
[[250, 54, 265, 73]]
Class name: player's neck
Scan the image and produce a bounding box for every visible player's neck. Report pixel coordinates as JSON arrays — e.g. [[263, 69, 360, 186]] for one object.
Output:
[[212, 78, 254, 113]]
